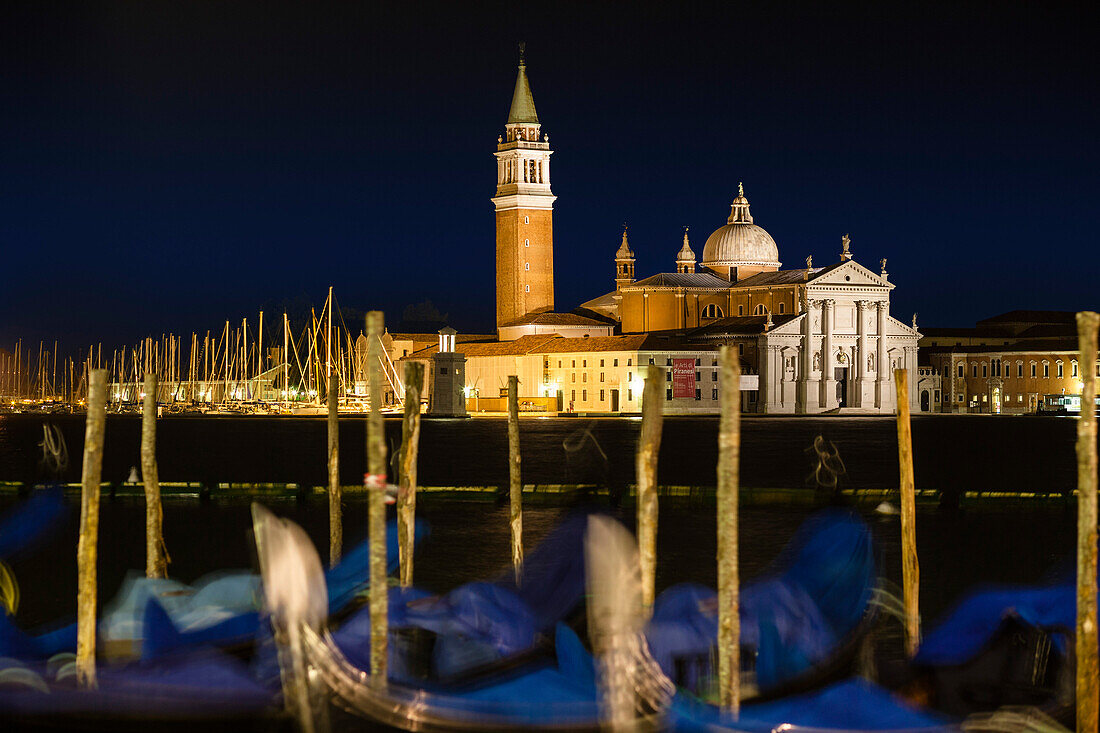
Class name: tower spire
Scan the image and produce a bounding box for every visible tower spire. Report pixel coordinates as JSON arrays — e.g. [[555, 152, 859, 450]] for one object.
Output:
[[676, 226, 696, 274], [507, 44, 539, 125], [615, 224, 635, 291]]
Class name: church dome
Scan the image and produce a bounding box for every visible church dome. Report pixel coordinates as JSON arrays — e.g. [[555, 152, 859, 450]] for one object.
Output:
[[702, 186, 781, 270]]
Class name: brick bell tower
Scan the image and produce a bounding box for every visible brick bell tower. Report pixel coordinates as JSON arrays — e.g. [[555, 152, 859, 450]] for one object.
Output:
[[492, 44, 556, 331]]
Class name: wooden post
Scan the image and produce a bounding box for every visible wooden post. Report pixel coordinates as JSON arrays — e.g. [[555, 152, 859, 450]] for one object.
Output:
[[398, 361, 424, 587], [1076, 311, 1099, 733], [507, 375, 524, 581], [327, 379, 342, 566], [637, 364, 664, 610], [77, 368, 107, 688], [894, 368, 920, 657], [717, 346, 741, 714], [142, 373, 168, 579], [365, 311, 388, 687]]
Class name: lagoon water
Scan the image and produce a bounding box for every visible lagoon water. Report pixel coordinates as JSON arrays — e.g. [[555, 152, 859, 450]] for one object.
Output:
[[0, 413, 1088, 638]]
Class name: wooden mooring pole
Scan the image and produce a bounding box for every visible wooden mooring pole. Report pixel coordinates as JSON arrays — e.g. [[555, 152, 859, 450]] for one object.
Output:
[[1077, 311, 1099, 733], [77, 368, 107, 688], [507, 375, 524, 582], [717, 346, 741, 714], [637, 364, 664, 610], [894, 368, 920, 658], [327, 378, 342, 566], [142, 373, 168, 579], [398, 361, 424, 587], [366, 311, 388, 687]]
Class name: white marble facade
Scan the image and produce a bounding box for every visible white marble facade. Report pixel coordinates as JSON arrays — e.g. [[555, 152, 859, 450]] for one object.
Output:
[[756, 259, 921, 414]]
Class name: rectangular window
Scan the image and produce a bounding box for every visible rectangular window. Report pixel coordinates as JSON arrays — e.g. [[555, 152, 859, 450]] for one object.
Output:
[[958, 364, 964, 378], [1031, 364, 1036, 378], [571, 360, 576, 367], [1018, 394, 1023, 402], [1043, 363, 1049, 378], [666, 371, 671, 382], [613, 358, 619, 367], [627, 358, 632, 366], [582, 373, 587, 382], [982, 364, 987, 378], [665, 388, 672, 401], [649, 358, 654, 365], [600, 373, 605, 382], [1057, 363, 1064, 378], [599, 389, 605, 401], [973, 365, 978, 377], [600, 359, 605, 367], [582, 360, 587, 367], [958, 395, 964, 403], [712, 388, 718, 400], [666, 357, 672, 366], [571, 373, 575, 383], [628, 371, 632, 381], [627, 389, 633, 400], [695, 358, 701, 366], [738, 305, 744, 316], [695, 371, 701, 380], [695, 388, 701, 400], [582, 390, 587, 400], [712, 372, 718, 381], [558, 360, 562, 368], [1018, 363, 1023, 378], [571, 389, 576, 401], [738, 344, 745, 356], [440, 367, 448, 375]]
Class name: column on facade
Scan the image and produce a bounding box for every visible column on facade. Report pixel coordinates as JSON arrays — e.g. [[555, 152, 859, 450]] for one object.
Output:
[[856, 300, 869, 407], [798, 295, 815, 413], [543, 155, 550, 183], [821, 299, 835, 408], [676, 290, 685, 330], [875, 300, 889, 408], [906, 346, 920, 411]]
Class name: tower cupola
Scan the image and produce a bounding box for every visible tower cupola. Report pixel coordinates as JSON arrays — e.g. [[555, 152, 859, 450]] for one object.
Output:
[[614, 225, 635, 290], [676, 227, 696, 274]]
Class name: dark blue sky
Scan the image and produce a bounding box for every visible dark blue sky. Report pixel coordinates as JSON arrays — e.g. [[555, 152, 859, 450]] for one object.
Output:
[[1, 2, 1097, 347]]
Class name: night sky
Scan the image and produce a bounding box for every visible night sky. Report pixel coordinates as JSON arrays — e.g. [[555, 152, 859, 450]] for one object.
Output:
[[1, 3, 1097, 348]]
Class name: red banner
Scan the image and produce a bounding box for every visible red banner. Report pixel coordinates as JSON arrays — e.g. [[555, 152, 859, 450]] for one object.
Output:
[[672, 358, 696, 398]]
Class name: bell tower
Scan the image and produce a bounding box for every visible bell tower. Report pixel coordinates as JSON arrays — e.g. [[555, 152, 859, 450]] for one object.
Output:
[[492, 44, 556, 331]]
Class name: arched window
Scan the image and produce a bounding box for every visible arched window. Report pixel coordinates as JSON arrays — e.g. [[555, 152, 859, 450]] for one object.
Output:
[[702, 304, 724, 319], [778, 302, 785, 314], [754, 304, 768, 316]]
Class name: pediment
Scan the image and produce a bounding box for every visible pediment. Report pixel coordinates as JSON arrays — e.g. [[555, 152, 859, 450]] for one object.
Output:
[[767, 314, 805, 336], [808, 260, 892, 289]]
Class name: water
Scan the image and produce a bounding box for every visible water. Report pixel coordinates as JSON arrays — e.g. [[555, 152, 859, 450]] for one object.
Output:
[[0, 413, 1085, 645], [0, 413, 1086, 492]]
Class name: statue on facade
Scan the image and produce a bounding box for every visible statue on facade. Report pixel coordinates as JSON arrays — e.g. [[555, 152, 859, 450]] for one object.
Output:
[[912, 312, 918, 329], [813, 351, 821, 371], [880, 258, 887, 273], [867, 352, 875, 372], [805, 255, 813, 269], [841, 233, 851, 260]]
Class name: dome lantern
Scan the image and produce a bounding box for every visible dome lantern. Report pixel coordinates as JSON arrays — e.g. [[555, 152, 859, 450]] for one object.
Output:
[[702, 184, 781, 281]]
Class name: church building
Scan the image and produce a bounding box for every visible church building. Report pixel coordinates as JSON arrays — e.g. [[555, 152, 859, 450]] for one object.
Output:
[[582, 189, 921, 413]]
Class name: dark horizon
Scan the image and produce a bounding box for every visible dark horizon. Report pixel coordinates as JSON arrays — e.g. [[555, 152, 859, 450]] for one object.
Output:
[[1, 2, 1097, 349]]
